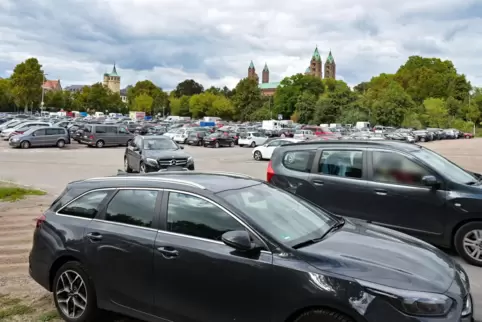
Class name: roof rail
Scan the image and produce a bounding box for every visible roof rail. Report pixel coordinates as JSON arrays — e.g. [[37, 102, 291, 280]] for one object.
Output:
[[84, 176, 206, 189], [121, 170, 254, 179], [192, 171, 253, 179]]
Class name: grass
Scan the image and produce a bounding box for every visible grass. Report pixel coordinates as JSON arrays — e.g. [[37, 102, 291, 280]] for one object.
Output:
[[0, 186, 46, 202], [37, 310, 60, 321], [0, 295, 61, 321]]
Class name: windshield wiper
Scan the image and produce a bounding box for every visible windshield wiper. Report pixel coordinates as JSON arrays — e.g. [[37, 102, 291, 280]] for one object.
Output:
[[292, 218, 346, 249]]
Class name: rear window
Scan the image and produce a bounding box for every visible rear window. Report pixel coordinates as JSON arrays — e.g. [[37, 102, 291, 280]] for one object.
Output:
[[84, 125, 92, 133], [282, 150, 315, 173]]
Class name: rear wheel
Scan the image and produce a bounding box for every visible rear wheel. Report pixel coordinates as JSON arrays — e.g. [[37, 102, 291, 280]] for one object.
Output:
[[293, 309, 353, 322], [215, 141, 220, 148], [139, 162, 146, 173], [454, 222, 482, 267], [465, 135, 471, 139], [229, 141, 234, 147], [56, 140, 65, 148], [250, 141, 256, 148], [95, 140, 104, 148], [124, 157, 132, 173]]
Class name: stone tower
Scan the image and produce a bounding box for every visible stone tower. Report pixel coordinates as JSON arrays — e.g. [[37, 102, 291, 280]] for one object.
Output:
[[324, 50, 336, 80], [103, 64, 121, 94], [309, 46, 322, 78], [247, 61, 259, 83], [262, 63, 269, 83]]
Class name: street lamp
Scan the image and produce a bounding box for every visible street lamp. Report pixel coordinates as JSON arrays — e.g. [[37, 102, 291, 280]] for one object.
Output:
[[40, 73, 48, 114]]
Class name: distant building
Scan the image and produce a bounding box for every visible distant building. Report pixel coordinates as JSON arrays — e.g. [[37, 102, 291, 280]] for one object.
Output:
[[120, 85, 132, 103], [42, 79, 62, 91], [248, 46, 336, 96], [103, 64, 121, 94], [64, 85, 89, 93]]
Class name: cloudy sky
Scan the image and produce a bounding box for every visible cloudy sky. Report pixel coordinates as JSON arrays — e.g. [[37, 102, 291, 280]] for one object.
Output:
[[0, 0, 481, 90]]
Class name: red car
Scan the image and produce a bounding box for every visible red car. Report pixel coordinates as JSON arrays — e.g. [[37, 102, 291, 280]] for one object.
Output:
[[463, 132, 474, 139]]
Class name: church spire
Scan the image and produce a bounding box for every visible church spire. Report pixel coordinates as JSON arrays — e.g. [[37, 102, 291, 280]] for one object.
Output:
[[326, 50, 335, 63], [263, 63, 269, 72], [249, 60, 255, 69], [312, 46, 321, 61]]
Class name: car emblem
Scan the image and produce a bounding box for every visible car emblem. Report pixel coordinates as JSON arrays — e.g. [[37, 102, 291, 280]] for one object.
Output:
[[170, 159, 176, 166]]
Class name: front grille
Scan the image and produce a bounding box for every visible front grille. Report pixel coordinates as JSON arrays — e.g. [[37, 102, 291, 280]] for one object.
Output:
[[158, 158, 188, 167]]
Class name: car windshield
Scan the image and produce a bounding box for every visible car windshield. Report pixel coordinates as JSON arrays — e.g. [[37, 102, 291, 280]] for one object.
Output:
[[218, 183, 336, 247], [143, 138, 179, 150], [413, 148, 478, 184]]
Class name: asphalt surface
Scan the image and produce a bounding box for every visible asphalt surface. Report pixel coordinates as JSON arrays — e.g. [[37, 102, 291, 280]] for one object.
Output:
[[0, 138, 481, 320]]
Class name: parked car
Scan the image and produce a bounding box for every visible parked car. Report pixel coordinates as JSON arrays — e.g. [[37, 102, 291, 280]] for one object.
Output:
[[1, 121, 51, 140], [463, 132, 474, 139], [252, 138, 301, 161], [268, 140, 482, 267], [124, 135, 194, 173], [29, 172, 473, 322], [186, 131, 207, 146], [9, 127, 70, 148], [293, 129, 316, 141], [203, 132, 235, 148], [173, 128, 192, 144], [238, 131, 267, 147], [80, 124, 133, 147]]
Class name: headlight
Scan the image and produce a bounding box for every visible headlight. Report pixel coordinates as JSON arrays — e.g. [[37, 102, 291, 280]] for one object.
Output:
[[462, 295, 472, 316], [11, 137, 19, 142], [357, 280, 453, 317], [146, 158, 157, 164], [187, 156, 193, 163]]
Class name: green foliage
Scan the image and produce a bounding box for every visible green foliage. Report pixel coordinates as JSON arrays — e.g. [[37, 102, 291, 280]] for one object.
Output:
[[134, 93, 154, 112], [10, 58, 44, 111], [127, 80, 168, 115], [173, 79, 204, 98], [231, 78, 263, 120]]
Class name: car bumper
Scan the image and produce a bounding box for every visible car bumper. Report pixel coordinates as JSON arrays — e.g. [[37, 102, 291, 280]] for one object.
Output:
[[28, 251, 51, 291], [8, 140, 21, 147], [187, 139, 201, 145], [145, 162, 195, 172], [238, 139, 252, 145]]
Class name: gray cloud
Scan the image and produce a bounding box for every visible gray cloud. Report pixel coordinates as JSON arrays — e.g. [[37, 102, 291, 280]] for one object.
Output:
[[0, 0, 480, 90]]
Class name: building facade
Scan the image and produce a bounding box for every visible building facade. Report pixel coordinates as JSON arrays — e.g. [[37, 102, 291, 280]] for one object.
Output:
[[103, 64, 121, 94], [248, 46, 336, 96], [42, 79, 62, 92]]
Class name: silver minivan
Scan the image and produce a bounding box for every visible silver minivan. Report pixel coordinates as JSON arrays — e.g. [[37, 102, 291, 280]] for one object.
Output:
[[80, 124, 133, 147], [9, 127, 70, 148]]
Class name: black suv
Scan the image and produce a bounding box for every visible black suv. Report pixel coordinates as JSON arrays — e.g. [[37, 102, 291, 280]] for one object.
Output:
[[124, 135, 194, 173], [29, 172, 472, 322], [268, 140, 482, 266]]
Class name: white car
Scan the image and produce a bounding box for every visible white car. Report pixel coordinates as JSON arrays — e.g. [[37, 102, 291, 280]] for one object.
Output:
[[1, 121, 51, 140], [173, 129, 192, 144], [163, 129, 181, 139], [293, 130, 315, 140], [252, 138, 302, 161], [238, 132, 267, 147]]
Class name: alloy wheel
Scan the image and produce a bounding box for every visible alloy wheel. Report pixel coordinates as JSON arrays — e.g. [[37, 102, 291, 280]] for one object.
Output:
[[55, 270, 88, 319], [254, 151, 262, 161], [21, 141, 30, 149], [140, 163, 146, 173], [124, 158, 129, 171], [463, 229, 482, 262]]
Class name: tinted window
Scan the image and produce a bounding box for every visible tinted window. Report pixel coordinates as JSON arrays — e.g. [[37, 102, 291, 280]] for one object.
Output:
[[46, 128, 64, 135], [282, 150, 315, 172], [59, 190, 109, 219], [268, 140, 282, 147], [118, 127, 128, 134], [372, 151, 430, 186], [167, 192, 245, 241], [105, 126, 117, 133], [84, 125, 92, 133], [34, 129, 46, 136], [95, 126, 107, 133], [319, 150, 363, 178], [144, 139, 178, 150], [105, 190, 158, 228]]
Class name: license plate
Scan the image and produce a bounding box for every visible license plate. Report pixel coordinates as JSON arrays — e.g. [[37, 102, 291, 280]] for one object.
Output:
[[84, 135, 87, 138], [188, 141, 193, 144]]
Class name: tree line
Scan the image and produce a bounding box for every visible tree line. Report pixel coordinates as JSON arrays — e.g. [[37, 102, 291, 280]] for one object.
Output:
[[0, 56, 481, 132]]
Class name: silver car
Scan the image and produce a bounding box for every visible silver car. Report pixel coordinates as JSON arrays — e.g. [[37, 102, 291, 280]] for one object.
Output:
[[9, 127, 70, 148]]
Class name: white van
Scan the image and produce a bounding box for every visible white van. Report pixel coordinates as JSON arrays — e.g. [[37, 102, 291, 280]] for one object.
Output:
[[355, 121, 371, 129]]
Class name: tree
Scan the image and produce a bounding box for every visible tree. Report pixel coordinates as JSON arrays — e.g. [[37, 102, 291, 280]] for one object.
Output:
[[294, 92, 317, 124], [127, 80, 168, 116], [169, 96, 190, 116], [173, 79, 204, 98], [189, 92, 217, 118], [10, 58, 44, 112], [422, 98, 449, 128], [231, 78, 263, 121], [0, 78, 15, 112], [44, 90, 65, 110], [133, 94, 154, 112]]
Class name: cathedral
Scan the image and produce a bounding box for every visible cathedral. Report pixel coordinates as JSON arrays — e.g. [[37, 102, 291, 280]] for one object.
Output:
[[248, 46, 336, 96]]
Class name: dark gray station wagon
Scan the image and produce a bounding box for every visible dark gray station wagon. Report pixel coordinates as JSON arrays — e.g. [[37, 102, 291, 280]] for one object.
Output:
[[29, 172, 473, 322]]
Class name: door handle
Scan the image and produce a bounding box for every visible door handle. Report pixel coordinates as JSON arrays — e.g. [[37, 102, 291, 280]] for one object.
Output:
[[312, 180, 324, 186], [374, 189, 387, 196], [157, 246, 179, 258], [86, 232, 103, 241]]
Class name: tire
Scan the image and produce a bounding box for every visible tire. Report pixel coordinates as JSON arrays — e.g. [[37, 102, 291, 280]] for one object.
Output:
[[124, 157, 132, 173], [126, 139, 132, 147], [139, 162, 146, 173], [53, 261, 101, 322], [454, 222, 482, 267], [198, 141, 202, 146], [239, 144, 244, 147], [465, 135, 471, 139], [57, 140, 65, 148], [280, 133, 286, 138], [95, 140, 104, 148], [215, 141, 220, 148], [253, 151, 262, 161], [420, 137, 426, 142], [250, 141, 256, 148], [229, 141, 234, 147], [20, 141, 30, 149], [293, 308, 353, 322]]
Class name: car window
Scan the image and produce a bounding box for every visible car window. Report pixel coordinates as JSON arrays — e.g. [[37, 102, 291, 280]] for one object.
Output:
[[167, 192, 245, 241], [95, 126, 107, 133], [34, 129, 46, 136], [46, 128, 64, 135], [58, 190, 110, 219], [144, 139, 178, 150], [372, 151, 431, 186], [319, 150, 363, 179], [83, 125, 92, 133], [105, 126, 117, 133], [118, 127, 128, 134], [104, 190, 158, 228], [282, 150, 315, 172], [218, 183, 336, 247]]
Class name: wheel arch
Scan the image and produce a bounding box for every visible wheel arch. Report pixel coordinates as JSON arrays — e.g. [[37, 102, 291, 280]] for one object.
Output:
[[452, 218, 482, 247], [49, 255, 82, 291], [285, 305, 358, 322]]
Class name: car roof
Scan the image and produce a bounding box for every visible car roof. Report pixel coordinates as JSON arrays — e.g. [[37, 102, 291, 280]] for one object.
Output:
[[282, 140, 422, 153], [70, 172, 262, 193], [140, 135, 170, 139]]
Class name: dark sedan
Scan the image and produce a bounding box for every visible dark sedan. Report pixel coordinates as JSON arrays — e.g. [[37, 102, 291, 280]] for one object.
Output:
[[203, 132, 235, 148]]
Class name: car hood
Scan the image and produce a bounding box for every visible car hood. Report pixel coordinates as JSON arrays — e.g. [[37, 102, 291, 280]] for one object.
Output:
[[143, 149, 190, 159], [297, 219, 455, 293]]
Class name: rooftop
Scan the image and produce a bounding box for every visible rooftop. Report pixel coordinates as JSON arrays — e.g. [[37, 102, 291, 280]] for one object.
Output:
[[259, 82, 280, 90], [104, 64, 119, 77]]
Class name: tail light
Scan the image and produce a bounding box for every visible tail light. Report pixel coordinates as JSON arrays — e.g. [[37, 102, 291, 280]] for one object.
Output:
[[197, 133, 200, 138], [89, 135, 94, 139], [35, 214, 46, 228], [234, 136, 238, 139], [211, 138, 216, 140], [267, 160, 275, 182]]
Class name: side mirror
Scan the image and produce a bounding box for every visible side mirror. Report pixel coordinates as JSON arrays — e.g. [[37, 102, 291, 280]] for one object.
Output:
[[222, 230, 255, 252], [422, 175, 439, 187], [180, 146, 184, 149]]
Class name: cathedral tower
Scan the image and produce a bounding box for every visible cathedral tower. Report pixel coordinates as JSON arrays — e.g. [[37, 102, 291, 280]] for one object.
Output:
[[262, 63, 269, 83], [248, 61, 259, 83], [309, 46, 322, 78], [324, 50, 336, 80], [103, 64, 121, 93]]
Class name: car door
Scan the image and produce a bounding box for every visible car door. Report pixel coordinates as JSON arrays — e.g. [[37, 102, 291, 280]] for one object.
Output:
[[127, 136, 143, 171], [308, 148, 372, 219], [365, 149, 447, 240], [45, 128, 60, 146], [153, 191, 273, 322], [30, 128, 47, 146], [84, 188, 162, 315], [117, 126, 131, 145], [264, 139, 284, 159]]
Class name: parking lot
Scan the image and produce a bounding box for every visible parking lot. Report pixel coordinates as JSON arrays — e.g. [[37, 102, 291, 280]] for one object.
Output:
[[0, 138, 482, 320]]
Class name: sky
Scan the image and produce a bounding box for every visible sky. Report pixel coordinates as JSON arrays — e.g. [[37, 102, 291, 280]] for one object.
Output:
[[1, 0, 482, 91]]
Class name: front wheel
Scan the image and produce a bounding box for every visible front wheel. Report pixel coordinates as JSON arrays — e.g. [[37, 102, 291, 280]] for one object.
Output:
[[454, 222, 482, 267], [21, 141, 30, 149], [215, 141, 220, 148], [293, 308, 353, 322], [124, 157, 132, 173], [53, 261, 101, 322], [229, 141, 234, 147], [56, 140, 66, 148], [465, 135, 471, 139], [139, 162, 146, 173]]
